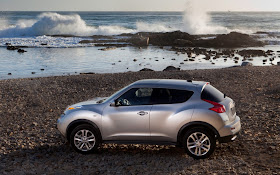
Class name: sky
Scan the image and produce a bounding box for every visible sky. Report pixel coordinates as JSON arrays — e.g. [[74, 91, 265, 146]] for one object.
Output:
[[0, 0, 280, 11]]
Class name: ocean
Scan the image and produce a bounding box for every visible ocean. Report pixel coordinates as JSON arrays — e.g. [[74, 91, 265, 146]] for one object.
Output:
[[0, 11, 280, 79]]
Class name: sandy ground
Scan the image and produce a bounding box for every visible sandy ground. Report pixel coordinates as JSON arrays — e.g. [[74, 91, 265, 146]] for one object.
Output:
[[0, 66, 279, 174]]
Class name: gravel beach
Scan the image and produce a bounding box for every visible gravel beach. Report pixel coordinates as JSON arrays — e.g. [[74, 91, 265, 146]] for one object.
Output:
[[0, 66, 279, 174]]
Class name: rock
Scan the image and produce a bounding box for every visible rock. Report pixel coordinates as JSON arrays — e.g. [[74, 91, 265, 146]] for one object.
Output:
[[277, 62, 280, 66], [241, 62, 253, 66], [129, 35, 149, 46], [99, 47, 117, 51], [139, 68, 154, 72], [195, 32, 264, 48], [163, 66, 180, 71], [174, 39, 193, 46], [32, 122, 38, 127], [7, 46, 19, 50], [40, 69, 45, 71], [133, 59, 137, 62], [18, 49, 27, 53], [140, 31, 194, 46], [5, 43, 11, 46], [31, 72, 36, 74], [238, 50, 266, 57], [8, 73, 12, 75], [204, 55, 211, 60], [79, 40, 94, 44], [80, 72, 95, 75], [189, 59, 195, 61], [41, 43, 48, 46]]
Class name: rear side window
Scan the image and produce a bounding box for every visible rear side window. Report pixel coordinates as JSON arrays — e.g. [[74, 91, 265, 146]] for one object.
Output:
[[201, 85, 224, 102], [150, 88, 194, 104]]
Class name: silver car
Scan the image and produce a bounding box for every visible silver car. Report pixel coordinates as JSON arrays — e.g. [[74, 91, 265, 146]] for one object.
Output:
[[57, 79, 241, 159]]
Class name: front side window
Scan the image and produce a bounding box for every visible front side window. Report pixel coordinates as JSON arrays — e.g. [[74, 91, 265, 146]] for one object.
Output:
[[116, 88, 153, 106]]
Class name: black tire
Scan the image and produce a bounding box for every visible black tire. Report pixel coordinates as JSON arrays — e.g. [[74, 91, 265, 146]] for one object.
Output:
[[183, 127, 216, 159], [70, 124, 100, 154]]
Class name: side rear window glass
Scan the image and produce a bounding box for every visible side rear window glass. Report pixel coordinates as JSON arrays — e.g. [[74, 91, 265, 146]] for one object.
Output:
[[150, 88, 193, 104], [201, 85, 224, 102]]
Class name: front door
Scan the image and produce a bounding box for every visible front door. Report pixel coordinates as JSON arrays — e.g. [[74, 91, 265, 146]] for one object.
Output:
[[102, 88, 153, 141]]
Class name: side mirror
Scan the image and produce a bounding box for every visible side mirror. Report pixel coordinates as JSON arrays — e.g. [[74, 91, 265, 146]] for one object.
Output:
[[110, 100, 120, 107], [110, 102, 117, 107]]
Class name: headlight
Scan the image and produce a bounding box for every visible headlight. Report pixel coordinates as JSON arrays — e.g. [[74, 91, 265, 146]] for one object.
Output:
[[67, 106, 82, 111]]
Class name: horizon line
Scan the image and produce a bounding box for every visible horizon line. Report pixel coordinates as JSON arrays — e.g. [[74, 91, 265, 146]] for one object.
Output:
[[1, 10, 280, 12]]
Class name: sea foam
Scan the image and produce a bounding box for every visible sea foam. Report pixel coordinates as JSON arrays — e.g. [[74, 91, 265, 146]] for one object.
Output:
[[0, 13, 136, 37], [0, 12, 177, 38]]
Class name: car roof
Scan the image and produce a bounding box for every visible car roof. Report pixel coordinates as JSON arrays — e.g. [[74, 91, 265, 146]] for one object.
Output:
[[130, 79, 206, 91]]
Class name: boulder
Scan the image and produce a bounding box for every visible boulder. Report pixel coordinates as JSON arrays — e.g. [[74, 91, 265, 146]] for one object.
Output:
[[7, 46, 19, 50], [163, 66, 180, 71], [140, 31, 194, 46], [17, 49, 27, 53], [174, 39, 193, 46], [241, 62, 253, 66], [129, 35, 149, 46], [99, 47, 117, 51], [195, 32, 264, 48], [139, 68, 154, 72], [238, 50, 266, 57]]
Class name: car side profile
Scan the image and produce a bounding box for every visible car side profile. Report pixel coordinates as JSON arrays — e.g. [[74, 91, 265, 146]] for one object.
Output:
[[57, 79, 241, 159]]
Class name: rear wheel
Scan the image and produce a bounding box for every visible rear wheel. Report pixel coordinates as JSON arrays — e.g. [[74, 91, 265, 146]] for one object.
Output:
[[70, 124, 100, 154], [183, 128, 216, 159]]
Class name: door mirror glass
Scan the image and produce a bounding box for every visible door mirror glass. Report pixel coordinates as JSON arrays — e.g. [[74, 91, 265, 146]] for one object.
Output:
[[110, 101, 119, 107]]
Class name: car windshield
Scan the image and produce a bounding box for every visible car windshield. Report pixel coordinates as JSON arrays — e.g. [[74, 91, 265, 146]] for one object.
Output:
[[102, 86, 129, 103]]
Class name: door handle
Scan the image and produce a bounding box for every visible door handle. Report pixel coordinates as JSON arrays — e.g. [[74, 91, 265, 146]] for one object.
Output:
[[137, 111, 148, 116]]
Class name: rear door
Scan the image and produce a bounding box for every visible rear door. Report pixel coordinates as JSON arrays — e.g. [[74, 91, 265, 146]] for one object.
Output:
[[149, 88, 195, 142]]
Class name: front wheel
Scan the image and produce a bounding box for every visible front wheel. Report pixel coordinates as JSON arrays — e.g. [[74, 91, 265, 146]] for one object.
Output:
[[70, 124, 100, 154], [183, 128, 216, 159]]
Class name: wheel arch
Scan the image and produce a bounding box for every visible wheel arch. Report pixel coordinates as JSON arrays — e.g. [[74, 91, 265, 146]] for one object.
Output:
[[177, 121, 220, 145], [66, 119, 102, 142]]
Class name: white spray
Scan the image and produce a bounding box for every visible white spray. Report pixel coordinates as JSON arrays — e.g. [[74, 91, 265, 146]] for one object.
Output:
[[183, 0, 228, 34]]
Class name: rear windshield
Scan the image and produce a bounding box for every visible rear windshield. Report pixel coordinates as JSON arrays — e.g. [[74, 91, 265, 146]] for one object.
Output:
[[201, 84, 224, 102]]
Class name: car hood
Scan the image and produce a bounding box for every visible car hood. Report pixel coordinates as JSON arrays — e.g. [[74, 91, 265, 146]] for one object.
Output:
[[73, 97, 107, 107]]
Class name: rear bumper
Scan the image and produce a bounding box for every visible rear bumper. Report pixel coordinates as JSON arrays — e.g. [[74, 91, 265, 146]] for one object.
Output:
[[218, 116, 241, 142], [219, 132, 239, 143]]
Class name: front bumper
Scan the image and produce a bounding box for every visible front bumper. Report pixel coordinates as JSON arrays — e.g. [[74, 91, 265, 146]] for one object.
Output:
[[57, 114, 67, 137], [218, 116, 241, 143]]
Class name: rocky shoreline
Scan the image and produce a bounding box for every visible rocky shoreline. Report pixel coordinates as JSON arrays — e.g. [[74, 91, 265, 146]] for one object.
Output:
[[79, 31, 264, 48], [0, 66, 279, 174]]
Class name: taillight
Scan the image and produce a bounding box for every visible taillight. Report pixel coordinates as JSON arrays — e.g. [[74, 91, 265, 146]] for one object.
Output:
[[202, 99, 226, 113]]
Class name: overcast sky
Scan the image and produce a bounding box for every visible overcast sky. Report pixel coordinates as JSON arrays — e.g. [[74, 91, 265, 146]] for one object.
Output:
[[0, 0, 280, 11]]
